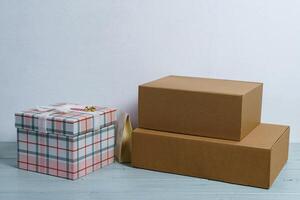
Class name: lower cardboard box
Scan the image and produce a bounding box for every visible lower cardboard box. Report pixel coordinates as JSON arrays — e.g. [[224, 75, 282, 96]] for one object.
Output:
[[132, 123, 289, 188]]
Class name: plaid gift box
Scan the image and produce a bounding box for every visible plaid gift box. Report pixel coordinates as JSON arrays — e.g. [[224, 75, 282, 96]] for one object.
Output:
[[15, 103, 117, 180], [15, 103, 117, 135]]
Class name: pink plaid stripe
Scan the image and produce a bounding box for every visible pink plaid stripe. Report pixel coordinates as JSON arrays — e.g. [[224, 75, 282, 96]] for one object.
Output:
[[17, 124, 115, 180]]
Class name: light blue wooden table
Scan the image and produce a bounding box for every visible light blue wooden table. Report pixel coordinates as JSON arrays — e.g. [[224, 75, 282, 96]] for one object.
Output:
[[0, 142, 299, 200]]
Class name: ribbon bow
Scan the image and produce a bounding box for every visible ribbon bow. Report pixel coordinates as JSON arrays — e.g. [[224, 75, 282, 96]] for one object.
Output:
[[84, 106, 97, 112]]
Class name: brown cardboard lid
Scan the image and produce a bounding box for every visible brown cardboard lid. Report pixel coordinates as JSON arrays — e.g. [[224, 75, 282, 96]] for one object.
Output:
[[134, 123, 289, 150], [141, 75, 262, 95]]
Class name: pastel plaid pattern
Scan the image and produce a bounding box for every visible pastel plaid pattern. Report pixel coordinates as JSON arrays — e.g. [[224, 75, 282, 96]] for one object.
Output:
[[17, 124, 115, 180], [15, 103, 117, 135]]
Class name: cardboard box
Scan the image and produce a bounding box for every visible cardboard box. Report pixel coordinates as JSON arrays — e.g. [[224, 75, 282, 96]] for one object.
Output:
[[139, 76, 263, 140], [132, 123, 289, 188]]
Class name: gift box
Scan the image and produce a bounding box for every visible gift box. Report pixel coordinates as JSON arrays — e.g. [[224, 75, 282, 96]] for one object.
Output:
[[15, 103, 117, 180], [132, 123, 289, 188], [139, 76, 263, 141]]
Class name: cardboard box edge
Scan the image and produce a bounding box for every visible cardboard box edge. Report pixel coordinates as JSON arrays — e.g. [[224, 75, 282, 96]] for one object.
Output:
[[268, 126, 290, 187]]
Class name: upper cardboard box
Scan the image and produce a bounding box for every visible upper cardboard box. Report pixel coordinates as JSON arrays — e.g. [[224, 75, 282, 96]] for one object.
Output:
[[139, 75, 263, 141]]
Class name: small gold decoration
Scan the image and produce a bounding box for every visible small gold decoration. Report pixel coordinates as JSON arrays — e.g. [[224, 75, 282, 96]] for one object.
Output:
[[115, 112, 132, 163], [84, 106, 96, 112]]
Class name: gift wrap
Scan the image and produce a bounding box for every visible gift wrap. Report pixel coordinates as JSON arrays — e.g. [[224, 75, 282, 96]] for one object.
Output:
[[15, 103, 117, 180]]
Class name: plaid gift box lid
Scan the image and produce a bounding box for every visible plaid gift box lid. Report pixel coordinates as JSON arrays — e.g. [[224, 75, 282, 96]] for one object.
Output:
[[15, 103, 117, 136]]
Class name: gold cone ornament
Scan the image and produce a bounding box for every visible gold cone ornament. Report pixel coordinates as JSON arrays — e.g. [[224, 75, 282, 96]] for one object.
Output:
[[115, 111, 132, 163]]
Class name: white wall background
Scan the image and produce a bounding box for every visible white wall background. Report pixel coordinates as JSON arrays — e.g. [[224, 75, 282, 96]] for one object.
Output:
[[0, 0, 299, 142]]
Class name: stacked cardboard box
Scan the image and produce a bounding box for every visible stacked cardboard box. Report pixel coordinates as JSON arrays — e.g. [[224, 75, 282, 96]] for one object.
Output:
[[132, 75, 289, 188]]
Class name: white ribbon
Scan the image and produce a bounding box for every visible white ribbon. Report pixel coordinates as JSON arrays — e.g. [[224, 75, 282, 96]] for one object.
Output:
[[35, 104, 104, 134], [37, 112, 51, 134]]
